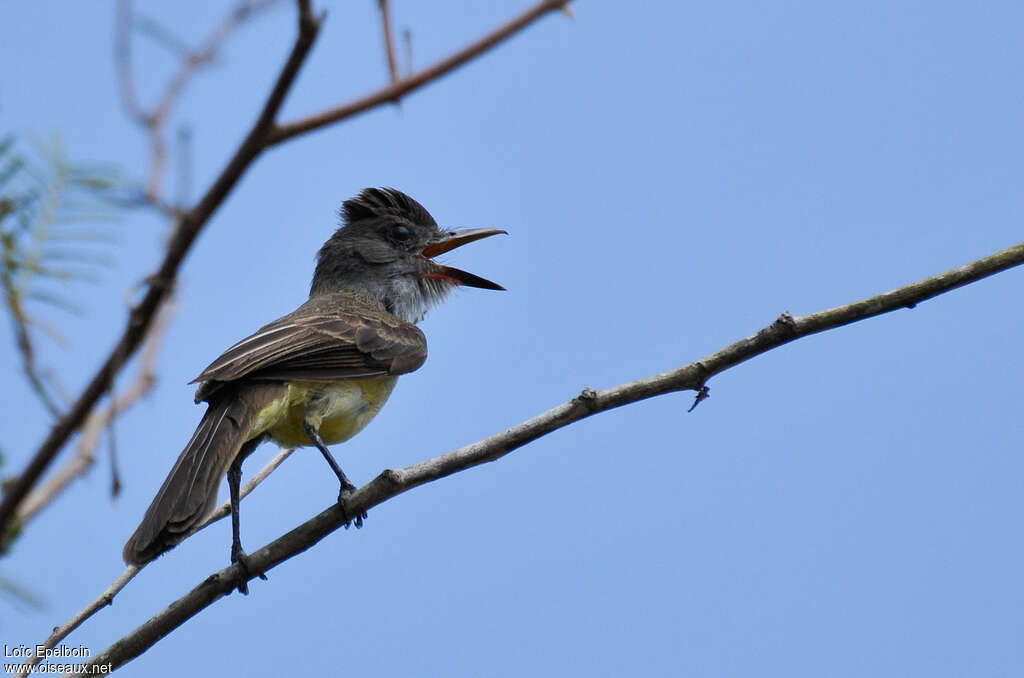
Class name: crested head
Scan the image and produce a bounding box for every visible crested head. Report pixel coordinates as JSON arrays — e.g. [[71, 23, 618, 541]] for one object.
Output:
[[310, 188, 505, 323], [341, 187, 437, 228]]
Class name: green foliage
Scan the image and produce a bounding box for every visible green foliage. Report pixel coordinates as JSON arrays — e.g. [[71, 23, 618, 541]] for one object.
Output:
[[0, 133, 127, 415]]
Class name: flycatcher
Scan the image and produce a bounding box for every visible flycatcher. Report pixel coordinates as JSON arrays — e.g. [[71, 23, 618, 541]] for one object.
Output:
[[123, 188, 504, 590]]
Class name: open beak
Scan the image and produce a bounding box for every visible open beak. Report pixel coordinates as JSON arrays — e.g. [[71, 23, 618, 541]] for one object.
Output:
[[421, 228, 507, 290]]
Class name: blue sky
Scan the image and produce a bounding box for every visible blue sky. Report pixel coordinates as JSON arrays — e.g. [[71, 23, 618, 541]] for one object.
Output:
[[2, 1, 1023, 675]]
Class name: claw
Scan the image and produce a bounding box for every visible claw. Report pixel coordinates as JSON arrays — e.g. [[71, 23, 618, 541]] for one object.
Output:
[[230, 547, 267, 595], [337, 486, 368, 530]]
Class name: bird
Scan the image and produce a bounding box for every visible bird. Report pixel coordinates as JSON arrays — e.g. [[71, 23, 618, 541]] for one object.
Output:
[[123, 187, 505, 592]]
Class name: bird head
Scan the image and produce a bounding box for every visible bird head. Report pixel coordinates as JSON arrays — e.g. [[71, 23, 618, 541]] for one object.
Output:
[[311, 187, 505, 322]]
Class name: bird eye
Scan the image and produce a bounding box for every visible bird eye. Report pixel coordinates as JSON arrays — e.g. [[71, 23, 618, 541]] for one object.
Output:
[[388, 224, 412, 242]]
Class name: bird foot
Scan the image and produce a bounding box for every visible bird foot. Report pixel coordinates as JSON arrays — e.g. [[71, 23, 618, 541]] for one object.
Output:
[[230, 546, 268, 595], [338, 484, 368, 530]]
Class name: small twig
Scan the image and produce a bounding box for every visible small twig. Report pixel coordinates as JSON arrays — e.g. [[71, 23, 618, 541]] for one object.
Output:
[[107, 412, 122, 497], [687, 384, 709, 412], [0, 574, 46, 612], [101, 331, 128, 500], [402, 28, 413, 73], [378, 0, 401, 83], [133, 14, 194, 58], [60, 240, 1024, 673], [22, 447, 294, 670], [26, 566, 141, 672]]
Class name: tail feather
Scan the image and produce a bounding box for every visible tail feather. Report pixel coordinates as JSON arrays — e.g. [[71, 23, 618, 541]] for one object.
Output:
[[122, 383, 285, 565]]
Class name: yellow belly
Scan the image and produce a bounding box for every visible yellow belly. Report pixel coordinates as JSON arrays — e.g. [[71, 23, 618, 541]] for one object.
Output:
[[253, 377, 398, 448]]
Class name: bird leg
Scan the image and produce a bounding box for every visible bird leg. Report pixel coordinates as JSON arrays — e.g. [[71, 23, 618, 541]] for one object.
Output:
[[303, 422, 367, 528], [227, 438, 268, 594]]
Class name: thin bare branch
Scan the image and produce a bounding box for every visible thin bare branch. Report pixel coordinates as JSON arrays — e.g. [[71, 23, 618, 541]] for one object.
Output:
[[269, 0, 573, 144], [27, 566, 141, 672], [143, 127, 166, 205], [133, 14, 194, 58], [0, 574, 45, 612], [402, 28, 413, 73], [62, 240, 1024, 674], [378, 0, 401, 83], [106, 412, 123, 497], [22, 447, 294, 670]]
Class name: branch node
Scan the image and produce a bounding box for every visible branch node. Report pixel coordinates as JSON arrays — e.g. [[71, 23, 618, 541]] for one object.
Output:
[[297, 0, 319, 30], [775, 311, 796, 327], [772, 311, 798, 336], [575, 386, 599, 411], [378, 468, 403, 488]]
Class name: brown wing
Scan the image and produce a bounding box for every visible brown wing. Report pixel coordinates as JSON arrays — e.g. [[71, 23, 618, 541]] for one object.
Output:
[[190, 310, 426, 402]]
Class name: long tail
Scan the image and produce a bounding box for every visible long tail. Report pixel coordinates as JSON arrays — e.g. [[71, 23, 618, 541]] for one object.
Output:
[[122, 383, 284, 565]]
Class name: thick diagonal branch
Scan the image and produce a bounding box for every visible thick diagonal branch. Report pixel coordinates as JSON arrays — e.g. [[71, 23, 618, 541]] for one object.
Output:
[[68, 240, 1024, 674]]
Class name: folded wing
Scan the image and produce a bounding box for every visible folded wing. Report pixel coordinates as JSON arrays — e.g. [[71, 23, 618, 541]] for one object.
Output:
[[191, 310, 426, 402]]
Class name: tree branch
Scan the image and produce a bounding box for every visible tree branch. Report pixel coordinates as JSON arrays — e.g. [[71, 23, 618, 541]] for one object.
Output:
[[268, 0, 573, 145], [67, 240, 1024, 674]]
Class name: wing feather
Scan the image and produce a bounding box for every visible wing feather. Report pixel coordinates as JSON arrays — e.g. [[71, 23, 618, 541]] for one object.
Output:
[[190, 308, 426, 402]]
